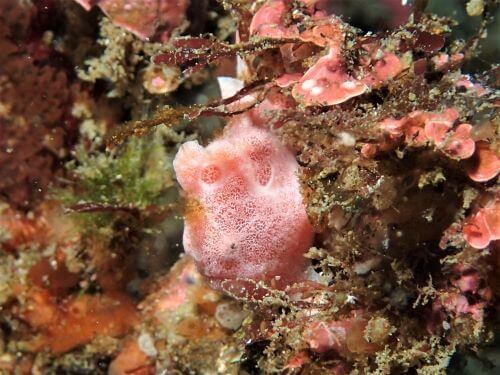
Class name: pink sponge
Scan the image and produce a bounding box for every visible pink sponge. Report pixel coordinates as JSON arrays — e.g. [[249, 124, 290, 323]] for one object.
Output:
[[173, 116, 314, 293]]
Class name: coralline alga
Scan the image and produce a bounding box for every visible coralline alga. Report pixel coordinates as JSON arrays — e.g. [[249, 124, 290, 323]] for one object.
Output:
[[173, 114, 314, 295]]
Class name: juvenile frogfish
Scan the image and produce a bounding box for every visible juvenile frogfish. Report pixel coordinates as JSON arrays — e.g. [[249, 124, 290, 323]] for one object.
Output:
[[173, 116, 313, 295]]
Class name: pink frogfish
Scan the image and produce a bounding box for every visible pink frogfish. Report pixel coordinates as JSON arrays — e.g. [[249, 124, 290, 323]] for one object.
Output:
[[173, 115, 313, 295]]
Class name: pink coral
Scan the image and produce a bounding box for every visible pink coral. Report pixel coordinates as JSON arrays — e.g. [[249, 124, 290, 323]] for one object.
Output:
[[463, 200, 500, 249], [290, 46, 401, 107], [249, 0, 332, 41], [466, 141, 500, 182], [360, 52, 403, 88], [292, 48, 368, 106], [412, 108, 459, 147], [424, 114, 476, 159], [173, 115, 314, 294], [249, 0, 298, 39], [298, 19, 344, 47], [441, 123, 476, 159], [74, 0, 188, 41], [363, 108, 478, 161], [249, 1, 401, 107]]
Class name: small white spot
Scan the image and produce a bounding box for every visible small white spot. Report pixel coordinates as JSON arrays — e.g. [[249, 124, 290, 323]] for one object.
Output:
[[301, 79, 317, 90], [338, 131, 356, 146], [341, 81, 358, 90], [311, 86, 324, 96], [345, 295, 357, 304]]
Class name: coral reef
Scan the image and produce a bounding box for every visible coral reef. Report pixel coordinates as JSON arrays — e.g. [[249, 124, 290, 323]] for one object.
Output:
[[0, 0, 499, 374]]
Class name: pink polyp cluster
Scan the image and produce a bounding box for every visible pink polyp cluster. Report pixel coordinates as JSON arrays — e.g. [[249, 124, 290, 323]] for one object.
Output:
[[463, 200, 500, 249], [362, 108, 500, 183], [248, 0, 403, 107], [466, 141, 500, 182], [173, 116, 313, 294], [364, 108, 470, 154]]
